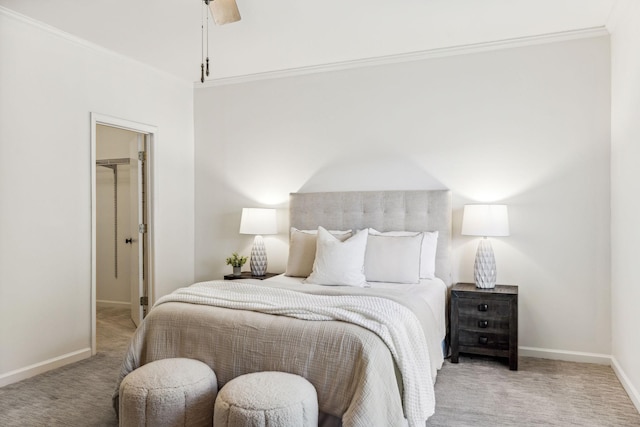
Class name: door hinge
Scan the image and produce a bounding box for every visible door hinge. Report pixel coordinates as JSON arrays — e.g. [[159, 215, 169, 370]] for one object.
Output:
[[138, 151, 146, 162], [140, 296, 148, 306], [139, 224, 147, 234]]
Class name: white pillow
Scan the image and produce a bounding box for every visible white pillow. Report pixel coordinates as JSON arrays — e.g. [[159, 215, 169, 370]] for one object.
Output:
[[304, 227, 368, 287], [364, 233, 422, 283], [285, 228, 352, 277], [368, 229, 439, 279]]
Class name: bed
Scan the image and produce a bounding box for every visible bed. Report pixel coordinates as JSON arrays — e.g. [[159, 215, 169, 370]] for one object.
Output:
[[113, 190, 452, 427]]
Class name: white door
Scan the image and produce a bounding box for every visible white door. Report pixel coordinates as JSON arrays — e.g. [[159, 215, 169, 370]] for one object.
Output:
[[129, 136, 145, 326]]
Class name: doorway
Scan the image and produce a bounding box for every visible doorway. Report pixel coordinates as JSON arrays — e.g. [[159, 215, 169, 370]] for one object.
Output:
[[91, 113, 155, 355]]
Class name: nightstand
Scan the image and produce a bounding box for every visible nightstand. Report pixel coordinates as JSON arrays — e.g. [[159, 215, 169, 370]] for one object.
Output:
[[223, 272, 279, 280], [450, 282, 518, 370]]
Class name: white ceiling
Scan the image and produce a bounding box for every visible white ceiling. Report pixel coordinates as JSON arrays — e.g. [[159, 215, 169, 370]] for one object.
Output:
[[0, 0, 618, 83]]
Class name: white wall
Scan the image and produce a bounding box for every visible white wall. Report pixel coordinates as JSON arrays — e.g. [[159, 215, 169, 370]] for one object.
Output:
[[609, 0, 640, 410], [0, 9, 194, 384], [195, 36, 611, 358]]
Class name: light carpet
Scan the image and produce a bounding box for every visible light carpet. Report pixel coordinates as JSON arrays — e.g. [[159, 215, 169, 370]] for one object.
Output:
[[0, 307, 134, 426], [426, 355, 640, 426], [1, 307, 639, 426]]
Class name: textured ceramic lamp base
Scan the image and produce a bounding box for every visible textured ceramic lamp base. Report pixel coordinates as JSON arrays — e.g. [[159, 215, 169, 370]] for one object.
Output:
[[474, 238, 497, 289], [249, 235, 268, 276]]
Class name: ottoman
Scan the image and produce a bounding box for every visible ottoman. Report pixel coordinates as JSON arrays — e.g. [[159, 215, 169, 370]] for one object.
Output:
[[214, 371, 317, 427], [119, 358, 218, 427]]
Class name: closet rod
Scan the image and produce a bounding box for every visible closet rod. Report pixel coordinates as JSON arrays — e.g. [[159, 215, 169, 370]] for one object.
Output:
[[96, 158, 130, 166]]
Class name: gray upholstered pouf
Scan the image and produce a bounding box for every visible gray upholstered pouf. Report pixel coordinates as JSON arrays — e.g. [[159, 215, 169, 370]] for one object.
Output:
[[119, 358, 217, 427], [214, 372, 318, 427]]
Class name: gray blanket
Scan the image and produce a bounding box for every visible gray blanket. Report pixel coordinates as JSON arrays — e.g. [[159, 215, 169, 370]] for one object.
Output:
[[113, 279, 444, 427]]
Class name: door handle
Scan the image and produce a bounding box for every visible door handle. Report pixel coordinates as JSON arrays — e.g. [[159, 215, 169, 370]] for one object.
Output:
[[125, 238, 134, 244]]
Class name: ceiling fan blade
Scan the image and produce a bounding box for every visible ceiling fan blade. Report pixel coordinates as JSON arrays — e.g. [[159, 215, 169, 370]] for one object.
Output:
[[209, 0, 241, 25]]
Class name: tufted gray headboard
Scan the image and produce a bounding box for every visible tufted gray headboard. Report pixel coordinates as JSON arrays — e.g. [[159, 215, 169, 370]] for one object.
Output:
[[289, 190, 452, 286]]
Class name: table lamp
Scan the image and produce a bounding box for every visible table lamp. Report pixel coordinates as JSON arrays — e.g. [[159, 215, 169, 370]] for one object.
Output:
[[461, 204, 509, 289], [239, 208, 277, 276]]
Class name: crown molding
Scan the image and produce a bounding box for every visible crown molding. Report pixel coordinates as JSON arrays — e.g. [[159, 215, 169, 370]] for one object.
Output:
[[0, 6, 608, 90], [198, 26, 609, 88], [0, 5, 191, 87]]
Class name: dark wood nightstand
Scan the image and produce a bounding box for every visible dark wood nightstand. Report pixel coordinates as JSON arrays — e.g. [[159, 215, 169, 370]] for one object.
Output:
[[450, 282, 518, 370], [223, 272, 279, 280]]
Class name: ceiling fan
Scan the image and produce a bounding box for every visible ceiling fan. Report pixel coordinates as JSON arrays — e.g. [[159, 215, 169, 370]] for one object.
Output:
[[206, 0, 241, 26], [200, 0, 241, 82]]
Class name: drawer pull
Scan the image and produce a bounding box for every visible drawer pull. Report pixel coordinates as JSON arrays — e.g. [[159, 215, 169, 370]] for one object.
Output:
[[478, 336, 489, 345], [478, 320, 489, 328], [478, 303, 488, 312]]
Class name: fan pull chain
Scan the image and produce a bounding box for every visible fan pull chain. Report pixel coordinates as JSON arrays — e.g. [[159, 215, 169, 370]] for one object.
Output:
[[200, 0, 205, 83], [206, 0, 210, 77]]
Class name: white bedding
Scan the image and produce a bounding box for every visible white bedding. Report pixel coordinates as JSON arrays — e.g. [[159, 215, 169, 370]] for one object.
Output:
[[154, 280, 436, 425], [267, 274, 448, 352], [115, 275, 448, 426]]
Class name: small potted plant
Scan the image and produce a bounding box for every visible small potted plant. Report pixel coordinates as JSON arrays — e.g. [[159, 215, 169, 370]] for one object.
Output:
[[226, 252, 248, 277]]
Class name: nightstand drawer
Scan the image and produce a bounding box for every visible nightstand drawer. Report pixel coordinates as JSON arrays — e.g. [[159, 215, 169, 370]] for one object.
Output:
[[458, 330, 509, 350], [458, 316, 510, 332], [456, 298, 511, 318]]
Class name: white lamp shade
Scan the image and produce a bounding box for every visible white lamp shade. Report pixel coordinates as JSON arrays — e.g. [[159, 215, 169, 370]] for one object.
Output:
[[239, 208, 277, 235], [461, 204, 509, 237]]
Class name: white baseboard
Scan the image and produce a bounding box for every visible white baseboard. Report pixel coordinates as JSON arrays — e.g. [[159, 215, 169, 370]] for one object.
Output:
[[611, 357, 640, 413], [519, 346, 612, 365], [0, 348, 91, 388], [96, 300, 131, 309]]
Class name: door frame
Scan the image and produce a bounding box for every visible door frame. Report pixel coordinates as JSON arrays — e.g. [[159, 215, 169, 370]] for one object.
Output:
[[90, 113, 156, 355]]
